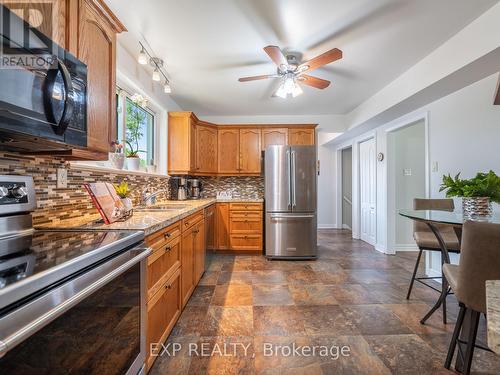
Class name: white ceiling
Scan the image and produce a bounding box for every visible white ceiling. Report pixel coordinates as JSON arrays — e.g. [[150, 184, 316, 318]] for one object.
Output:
[[105, 0, 498, 116]]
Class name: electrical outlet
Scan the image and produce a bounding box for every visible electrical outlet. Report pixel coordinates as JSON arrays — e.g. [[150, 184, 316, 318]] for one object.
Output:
[[403, 168, 412, 176], [57, 168, 68, 188]]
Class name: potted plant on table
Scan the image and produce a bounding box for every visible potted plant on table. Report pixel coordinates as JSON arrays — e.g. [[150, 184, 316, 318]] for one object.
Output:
[[109, 141, 124, 169], [439, 170, 500, 217], [114, 181, 133, 213]]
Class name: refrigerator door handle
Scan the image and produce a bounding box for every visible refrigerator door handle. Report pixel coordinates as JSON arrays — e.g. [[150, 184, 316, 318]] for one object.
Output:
[[286, 149, 291, 209], [270, 214, 315, 219], [291, 150, 296, 208]]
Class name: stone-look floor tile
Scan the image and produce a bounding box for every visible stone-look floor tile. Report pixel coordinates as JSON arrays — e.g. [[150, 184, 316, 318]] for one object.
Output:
[[252, 284, 294, 306], [221, 258, 254, 272], [149, 335, 198, 375], [251, 270, 288, 284], [313, 270, 349, 284], [289, 285, 339, 306], [254, 336, 321, 374], [385, 304, 455, 335], [419, 332, 500, 374], [310, 336, 391, 375], [346, 269, 408, 285], [187, 286, 215, 307], [364, 334, 453, 375], [171, 306, 209, 337], [329, 284, 380, 305], [253, 306, 307, 336], [341, 305, 413, 335], [202, 306, 254, 336], [364, 283, 415, 304], [285, 269, 321, 284], [198, 271, 220, 286], [211, 284, 253, 306], [217, 271, 254, 285], [188, 336, 255, 375], [297, 305, 359, 336]]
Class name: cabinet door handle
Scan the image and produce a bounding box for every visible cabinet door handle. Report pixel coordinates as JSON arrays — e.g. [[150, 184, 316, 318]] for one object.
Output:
[[165, 284, 172, 289], [164, 232, 171, 239], [165, 246, 171, 252], [185, 221, 190, 226]]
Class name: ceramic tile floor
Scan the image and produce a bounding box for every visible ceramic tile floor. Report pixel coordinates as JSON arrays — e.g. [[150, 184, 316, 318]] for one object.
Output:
[[150, 229, 500, 374]]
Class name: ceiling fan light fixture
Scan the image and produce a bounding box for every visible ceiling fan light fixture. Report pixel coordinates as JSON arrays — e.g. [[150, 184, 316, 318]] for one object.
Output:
[[138, 47, 148, 65], [275, 82, 287, 99], [291, 83, 303, 97]]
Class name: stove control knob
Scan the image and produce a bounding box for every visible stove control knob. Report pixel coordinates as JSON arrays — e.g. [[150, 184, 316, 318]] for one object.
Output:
[[10, 186, 28, 199], [0, 186, 8, 198]]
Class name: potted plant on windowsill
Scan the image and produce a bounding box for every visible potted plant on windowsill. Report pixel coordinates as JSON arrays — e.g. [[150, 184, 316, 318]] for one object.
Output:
[[125, 142, 141, 171], [125, 98, 146, 171], [114, 181, 133, 213], [439, 170, 500, 217], [109, 141, 125, 170]]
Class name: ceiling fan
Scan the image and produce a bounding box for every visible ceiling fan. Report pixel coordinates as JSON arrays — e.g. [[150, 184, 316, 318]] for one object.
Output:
[[238, 45, 343, 98]]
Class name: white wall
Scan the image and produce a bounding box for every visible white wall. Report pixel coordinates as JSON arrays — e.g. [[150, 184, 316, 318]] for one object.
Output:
[[328, 73, 500, 256]]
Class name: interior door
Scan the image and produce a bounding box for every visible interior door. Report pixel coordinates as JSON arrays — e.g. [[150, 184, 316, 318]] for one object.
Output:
[[291, 146, 317, 213], [359, 138, 376, 245]]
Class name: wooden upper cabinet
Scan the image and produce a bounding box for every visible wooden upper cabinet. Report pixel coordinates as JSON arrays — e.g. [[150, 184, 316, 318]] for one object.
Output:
[[196, 125, 217, 173], [73, 0, 125, 155], [239, 129, 261, 174], [218, 128, 240, 174], [261, 128, 288, 150], [289, 128, 315, 145], [168, 112, 196, 174]]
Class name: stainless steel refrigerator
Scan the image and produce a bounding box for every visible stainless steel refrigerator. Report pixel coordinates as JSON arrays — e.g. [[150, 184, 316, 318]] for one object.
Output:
[[265, 145, 317, 259]]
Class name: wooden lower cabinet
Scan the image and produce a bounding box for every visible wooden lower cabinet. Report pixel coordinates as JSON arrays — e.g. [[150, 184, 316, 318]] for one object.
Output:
[[205, 204, 216, 250], [146, 267, 181, 371], [193, 220, 205, 284], [215, 203, 230, 250], [181, 228, 195, 307]]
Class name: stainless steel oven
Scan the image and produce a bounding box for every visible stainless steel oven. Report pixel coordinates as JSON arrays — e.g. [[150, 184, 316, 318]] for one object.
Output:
[[0, 5, 87, 152], [0, 244, 149, 375]]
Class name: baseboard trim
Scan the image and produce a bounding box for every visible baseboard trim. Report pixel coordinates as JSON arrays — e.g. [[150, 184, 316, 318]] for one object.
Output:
[[318, 224, 338, 229], [394, 244, 420, 252], [342, 224, 352, 230]]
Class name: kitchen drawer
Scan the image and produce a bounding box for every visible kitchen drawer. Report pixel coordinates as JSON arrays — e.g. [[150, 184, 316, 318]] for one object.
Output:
[[230, 234, 262, 251], [146, 267, 181, 371], [146, 221, 181, 247], [229, 202, 263, 211], [230, 210, 263, 219], [182, 210, 204, 231], [147, 235, 181, 300], [230, 216, 262, 233]]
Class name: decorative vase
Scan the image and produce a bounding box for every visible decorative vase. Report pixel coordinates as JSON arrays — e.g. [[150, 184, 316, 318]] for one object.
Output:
[[127, 157, 141, 171], [108, 152, 125, 169], [121, 197, 133, 213], [462, 197, 492, 217]]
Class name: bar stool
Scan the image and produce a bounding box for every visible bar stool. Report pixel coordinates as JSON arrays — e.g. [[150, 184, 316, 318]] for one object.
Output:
[[407, 199, 460, 308], [443, 221, 500, 375]]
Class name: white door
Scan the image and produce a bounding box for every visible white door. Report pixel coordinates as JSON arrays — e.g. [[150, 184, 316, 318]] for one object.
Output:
[[359, 138, 376, 245]]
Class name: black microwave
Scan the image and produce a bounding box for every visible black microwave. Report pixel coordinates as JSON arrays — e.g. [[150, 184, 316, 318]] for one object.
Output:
[[0, 5, 87, 152]]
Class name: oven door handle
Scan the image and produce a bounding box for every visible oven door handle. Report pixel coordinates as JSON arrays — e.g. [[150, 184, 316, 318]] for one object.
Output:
[[0, 246, 151, 358]]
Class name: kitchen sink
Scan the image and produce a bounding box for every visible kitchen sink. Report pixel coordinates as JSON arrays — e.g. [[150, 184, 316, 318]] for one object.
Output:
[[135, 204, 189, 211]]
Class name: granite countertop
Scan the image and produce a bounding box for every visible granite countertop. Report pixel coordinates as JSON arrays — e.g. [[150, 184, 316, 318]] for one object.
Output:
[[37, 198, 263, 236], [486, 280, 500, 355]]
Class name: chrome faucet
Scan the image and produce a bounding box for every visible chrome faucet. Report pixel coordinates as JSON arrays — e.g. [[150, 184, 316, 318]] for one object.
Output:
[[141, 189, 168, 206]]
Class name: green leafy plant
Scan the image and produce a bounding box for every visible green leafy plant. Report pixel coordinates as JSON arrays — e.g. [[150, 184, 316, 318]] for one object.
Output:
[[439, 170, 500, 204], [114, 181, 130, 199], [125, 102, 146, 158]]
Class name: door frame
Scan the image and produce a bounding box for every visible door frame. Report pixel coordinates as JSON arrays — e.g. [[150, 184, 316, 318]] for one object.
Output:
[[384, 111, 430, 254], [335, 144, 354, 233], [357, 134, 377, 246]]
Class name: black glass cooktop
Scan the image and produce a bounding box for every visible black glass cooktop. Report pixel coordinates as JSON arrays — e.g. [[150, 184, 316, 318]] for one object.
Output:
[[0, 230, 143, 304]]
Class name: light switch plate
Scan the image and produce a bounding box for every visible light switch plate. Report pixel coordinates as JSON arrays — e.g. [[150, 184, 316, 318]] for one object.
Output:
[[432, 162, 439, 173], [57, 168, 68, 188]]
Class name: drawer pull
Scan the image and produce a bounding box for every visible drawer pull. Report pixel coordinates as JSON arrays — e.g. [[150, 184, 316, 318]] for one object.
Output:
[[165, 246, 171, 252], [185, 221, 190, 226], [164, 232, 171, 239], [165, 284, 172, 289]]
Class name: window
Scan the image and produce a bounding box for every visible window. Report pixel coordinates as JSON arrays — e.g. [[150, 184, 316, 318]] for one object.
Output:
[[116, 91, 155, 167]]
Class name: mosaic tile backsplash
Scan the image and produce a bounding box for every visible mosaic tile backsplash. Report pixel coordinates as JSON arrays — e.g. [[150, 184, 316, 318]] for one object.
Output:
[[0, 152, 264, 226]]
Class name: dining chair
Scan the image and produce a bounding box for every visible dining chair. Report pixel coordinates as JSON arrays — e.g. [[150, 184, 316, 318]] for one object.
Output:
[[407, 199, 460, 303], [443, 221, 500, 375]]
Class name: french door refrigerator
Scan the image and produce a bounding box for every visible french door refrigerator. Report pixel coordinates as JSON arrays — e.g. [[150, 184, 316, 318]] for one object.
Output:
[[265, 145, 317, 259]]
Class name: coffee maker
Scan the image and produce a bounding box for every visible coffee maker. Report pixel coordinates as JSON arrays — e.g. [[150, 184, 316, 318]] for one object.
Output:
[[168, 177, 188, 200], [187, 178, 203, 199]]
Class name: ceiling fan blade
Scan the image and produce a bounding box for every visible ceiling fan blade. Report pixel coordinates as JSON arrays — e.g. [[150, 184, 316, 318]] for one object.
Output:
[[299, 75, 331, 89], [263, 45, 287, 67], [238, 74, 277, 82], [298, 48, 342, 73]]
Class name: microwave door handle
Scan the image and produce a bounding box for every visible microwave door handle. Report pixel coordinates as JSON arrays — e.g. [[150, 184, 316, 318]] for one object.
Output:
[[44, 58, 74, 135], [53, 59, 74, 135]]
